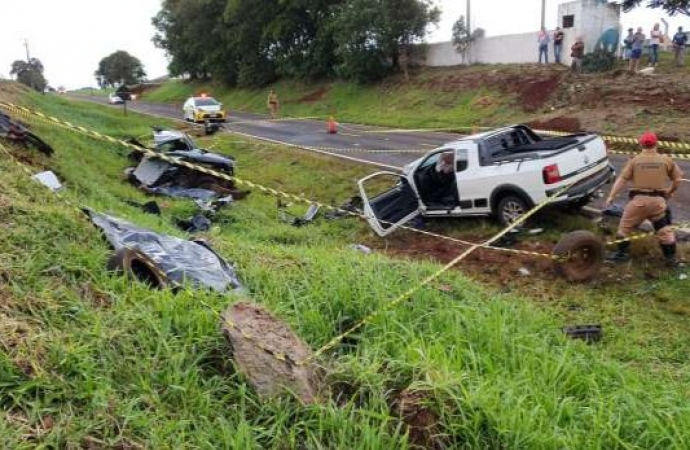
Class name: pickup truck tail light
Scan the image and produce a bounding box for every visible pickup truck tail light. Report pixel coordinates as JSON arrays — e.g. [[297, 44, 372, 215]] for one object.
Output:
[[543, 164, 562, 184]]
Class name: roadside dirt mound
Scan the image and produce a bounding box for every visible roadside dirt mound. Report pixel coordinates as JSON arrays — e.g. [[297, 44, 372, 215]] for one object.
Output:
[[413, 65, 690, 138], [528, 116, 584, 133], [221, 302, 320, 404], [391, 389, 445, 450], [415, 65, 566, 112]]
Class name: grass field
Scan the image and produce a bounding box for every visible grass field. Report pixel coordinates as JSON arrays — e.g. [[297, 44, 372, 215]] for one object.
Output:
[[2, 86, 690, 448], [142, 68, 518, 130]]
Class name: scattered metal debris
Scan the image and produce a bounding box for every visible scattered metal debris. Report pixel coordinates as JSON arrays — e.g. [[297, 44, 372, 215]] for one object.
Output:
[[86, 209, 242, 292], [124, 200, 162, 215], [32, 171, 62, 191], [125, 127, 248, 201], [563, 324, 603, 343], [324, 196, 363, 220], [0, 111, 54, 156], [350, 244, 373, 255], [277, 199, 320, 227]]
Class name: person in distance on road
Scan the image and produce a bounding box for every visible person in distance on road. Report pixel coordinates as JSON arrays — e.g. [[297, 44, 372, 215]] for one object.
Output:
[[605, 131, 683, 268], [267, 89, 280, 119]]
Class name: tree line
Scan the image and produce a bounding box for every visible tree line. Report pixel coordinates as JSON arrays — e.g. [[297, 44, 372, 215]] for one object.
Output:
[[152, 0, 441, 87]]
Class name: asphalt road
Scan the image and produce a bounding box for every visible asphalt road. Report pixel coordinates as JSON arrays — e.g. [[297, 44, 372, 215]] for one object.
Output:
[[76, 95, 690, 221]]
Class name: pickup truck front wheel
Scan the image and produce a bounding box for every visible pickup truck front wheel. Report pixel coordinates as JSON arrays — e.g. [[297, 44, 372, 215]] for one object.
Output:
[[496, 195, 529, 227]]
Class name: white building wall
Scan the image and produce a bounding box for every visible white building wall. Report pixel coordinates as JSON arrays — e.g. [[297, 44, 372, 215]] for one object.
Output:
[[419, 0, 620, 68], [424, 32, 547, 67]]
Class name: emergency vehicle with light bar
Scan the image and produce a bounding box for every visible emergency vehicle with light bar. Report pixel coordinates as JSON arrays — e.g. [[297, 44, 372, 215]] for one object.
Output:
[[182, 93, 227, 123]]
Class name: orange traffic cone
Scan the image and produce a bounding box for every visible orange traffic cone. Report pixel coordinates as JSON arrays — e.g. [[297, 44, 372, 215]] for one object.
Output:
[[327, 116, 338, 134]]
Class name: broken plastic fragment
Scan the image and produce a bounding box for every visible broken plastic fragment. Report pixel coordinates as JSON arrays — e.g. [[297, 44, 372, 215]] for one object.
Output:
[[32, 171, 62, 191]]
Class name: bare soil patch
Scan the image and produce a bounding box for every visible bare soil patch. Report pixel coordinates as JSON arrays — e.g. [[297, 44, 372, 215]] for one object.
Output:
[[221, 301, 320, 404]]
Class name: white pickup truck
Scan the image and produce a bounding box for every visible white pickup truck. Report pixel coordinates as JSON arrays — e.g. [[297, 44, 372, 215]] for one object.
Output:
[[358, 125, 615, 236]]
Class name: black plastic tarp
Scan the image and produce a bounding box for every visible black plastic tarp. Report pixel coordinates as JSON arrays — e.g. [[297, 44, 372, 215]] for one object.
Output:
[[86, 210, 243, 293]]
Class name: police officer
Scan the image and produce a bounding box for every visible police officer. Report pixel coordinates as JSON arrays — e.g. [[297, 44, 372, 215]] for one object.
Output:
[[605, 131, 683, 267]]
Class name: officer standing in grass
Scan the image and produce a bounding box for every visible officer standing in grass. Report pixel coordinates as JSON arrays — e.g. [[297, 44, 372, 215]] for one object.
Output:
[[605, 132, 683, 268]]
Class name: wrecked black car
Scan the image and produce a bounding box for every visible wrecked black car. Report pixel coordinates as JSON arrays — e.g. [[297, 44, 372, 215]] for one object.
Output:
[[0, 111, 54, 156], [126, 128, 245, 201]]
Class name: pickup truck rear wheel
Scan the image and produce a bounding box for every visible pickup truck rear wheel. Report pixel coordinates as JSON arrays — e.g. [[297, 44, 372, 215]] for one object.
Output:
[[496, 195, 529, 227], [552, 231, 604, 282]]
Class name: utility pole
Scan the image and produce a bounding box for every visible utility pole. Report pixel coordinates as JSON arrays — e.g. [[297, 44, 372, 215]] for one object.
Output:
[[466, 0, 471, 35], [466, 0, 472, 64], [541, 0, 546, 29], [24, 39, 31, 62]]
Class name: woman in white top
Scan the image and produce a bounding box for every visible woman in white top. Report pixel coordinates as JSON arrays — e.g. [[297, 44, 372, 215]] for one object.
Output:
[[649, 23, 662, 66]]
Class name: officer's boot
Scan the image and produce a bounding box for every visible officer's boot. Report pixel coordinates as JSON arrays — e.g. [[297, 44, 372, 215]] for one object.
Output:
[[606, 241, 630, 263], [661, 243, 680, 269]]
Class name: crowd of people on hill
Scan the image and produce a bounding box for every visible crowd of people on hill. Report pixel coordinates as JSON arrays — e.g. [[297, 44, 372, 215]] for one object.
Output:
[[538, 23, 689, 74], [537, 26, 585, 74], [622, 23, 688, 70]]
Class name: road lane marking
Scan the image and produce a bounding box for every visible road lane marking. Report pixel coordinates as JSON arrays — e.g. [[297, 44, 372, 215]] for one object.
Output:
[[421, 143, 437, 147]]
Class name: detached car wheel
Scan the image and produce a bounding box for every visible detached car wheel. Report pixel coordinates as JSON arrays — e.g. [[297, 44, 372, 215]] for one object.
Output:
[[107, 248, 170, 289], [552, 230, 604, 282], [496, 195, 529, 227]]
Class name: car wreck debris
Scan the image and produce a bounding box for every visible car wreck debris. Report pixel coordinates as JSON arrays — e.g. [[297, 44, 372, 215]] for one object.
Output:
[[32, 171, 62, 191], [86, 209, 242, 293], [277, 199, 320, 227], [0, 111, 54, 156], [563, 324, 602, 343], [125, 127, 248, 201]]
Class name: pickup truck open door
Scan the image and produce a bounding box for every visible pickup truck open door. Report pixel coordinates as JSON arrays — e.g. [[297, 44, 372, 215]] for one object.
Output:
[[358, 172, 421, 237]]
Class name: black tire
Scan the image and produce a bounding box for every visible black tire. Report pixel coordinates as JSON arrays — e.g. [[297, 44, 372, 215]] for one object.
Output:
[[107, 248, 170, 289], [495, 194, 530, 227], [552, 230, 604, 282]]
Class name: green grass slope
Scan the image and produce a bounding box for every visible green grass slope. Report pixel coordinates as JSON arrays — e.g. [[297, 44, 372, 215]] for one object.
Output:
[[1, 89, 690, 448], [143, 69, 517, 129]]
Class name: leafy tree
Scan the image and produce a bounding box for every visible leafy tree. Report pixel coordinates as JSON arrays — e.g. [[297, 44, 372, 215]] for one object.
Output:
[[332, 0, 439, 83], [619, 0, 690, 15], [452, 15, 472, 56], [10, 59, 47, 92], [151, 0, 440, 86], [153, 0, 230, 81], [377, 0, 440, 70], [95, 51, 146, 88]]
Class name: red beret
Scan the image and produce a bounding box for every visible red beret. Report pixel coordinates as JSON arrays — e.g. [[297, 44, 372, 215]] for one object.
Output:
[[639, 131, 658, 148]]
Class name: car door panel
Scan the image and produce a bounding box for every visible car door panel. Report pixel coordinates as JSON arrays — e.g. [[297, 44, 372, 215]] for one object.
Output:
[[358, 172, 421, 237]]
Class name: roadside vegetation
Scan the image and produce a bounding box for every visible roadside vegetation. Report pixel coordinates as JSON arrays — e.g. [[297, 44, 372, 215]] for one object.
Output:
[[142, 53, 690, 142], [143, 67, 519, 129], [2, 85, 690, 448]]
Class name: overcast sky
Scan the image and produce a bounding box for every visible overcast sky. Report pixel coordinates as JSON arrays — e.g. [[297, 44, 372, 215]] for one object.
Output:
[[0, 1, 682, 89]]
